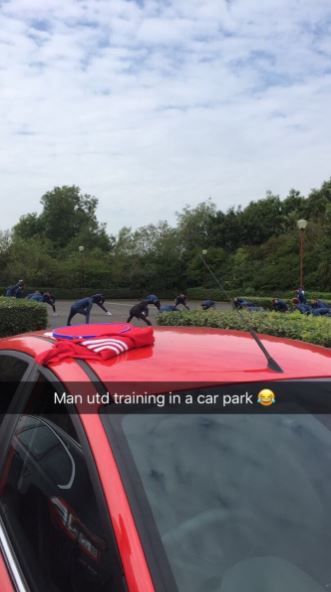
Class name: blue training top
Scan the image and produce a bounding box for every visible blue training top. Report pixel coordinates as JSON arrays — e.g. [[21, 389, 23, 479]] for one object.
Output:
[[26, 292, 43, 302]]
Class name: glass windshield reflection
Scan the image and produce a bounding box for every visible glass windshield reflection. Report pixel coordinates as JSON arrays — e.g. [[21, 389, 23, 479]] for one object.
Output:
[[118, 412, 331, 592]]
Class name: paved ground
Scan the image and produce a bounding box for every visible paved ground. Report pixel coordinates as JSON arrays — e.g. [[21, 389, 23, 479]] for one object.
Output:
[[47, 299, 232, 329]]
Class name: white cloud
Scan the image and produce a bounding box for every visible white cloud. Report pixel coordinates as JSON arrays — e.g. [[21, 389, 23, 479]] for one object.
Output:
[[0, 0, 331, 234]]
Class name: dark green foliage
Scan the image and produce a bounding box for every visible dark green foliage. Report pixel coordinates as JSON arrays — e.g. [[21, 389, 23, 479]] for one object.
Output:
[[186, 287, 331, 303], [0, 298, 48, 337], [0, 287, 178, 300], [187, 287, 231, 301], [13, 186, 113, 253], [157, 310, 331, 347], [235, 296, 331, 309], [1, 178, 331, 293], [1, 287, 330, 303]]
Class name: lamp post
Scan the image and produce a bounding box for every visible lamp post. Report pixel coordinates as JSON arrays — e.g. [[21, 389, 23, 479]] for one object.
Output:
[[296, 219, 308, 289], [78, 245, 85, 289], [201, 250, 208, 284]]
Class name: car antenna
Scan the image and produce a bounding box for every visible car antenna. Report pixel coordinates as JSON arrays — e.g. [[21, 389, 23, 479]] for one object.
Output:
[[199, 251, 283, 373]]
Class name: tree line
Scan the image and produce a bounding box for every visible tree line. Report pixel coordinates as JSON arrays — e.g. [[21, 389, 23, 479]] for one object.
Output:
[[1, 181, 331, 294]]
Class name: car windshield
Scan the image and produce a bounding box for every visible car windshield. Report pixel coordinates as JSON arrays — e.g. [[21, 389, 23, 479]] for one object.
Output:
[[103, 381, 331, 592]]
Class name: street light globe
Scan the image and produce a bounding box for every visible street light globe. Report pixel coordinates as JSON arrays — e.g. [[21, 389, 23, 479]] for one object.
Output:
[[78, 245, 85, 252], [202, 249, 208, 255], [297, 219, 308, 231]]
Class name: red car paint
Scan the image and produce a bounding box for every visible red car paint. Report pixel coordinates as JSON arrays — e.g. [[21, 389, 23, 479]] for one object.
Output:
[[2, 327, 331, 381], [0, 326, 330, 591], [0, 553, 14, 592]]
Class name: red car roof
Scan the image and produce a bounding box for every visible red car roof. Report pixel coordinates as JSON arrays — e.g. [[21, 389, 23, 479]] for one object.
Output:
[[1, 326, 330, 383]]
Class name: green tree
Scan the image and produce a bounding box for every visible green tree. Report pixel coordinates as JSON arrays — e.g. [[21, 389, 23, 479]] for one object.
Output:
[[40, 186, 112, 251], [304, 179, 331, 219], [6, 237, 59, 285], [0, 230, 12, 283], [5, 177, 331, 294], [176, 200, 217, 252], [208, 207, 243, 251], [187, 247, 230, 290], [13, 186, 113, 253], [239, 193, 283, 245], [12, 213, 43, 241]]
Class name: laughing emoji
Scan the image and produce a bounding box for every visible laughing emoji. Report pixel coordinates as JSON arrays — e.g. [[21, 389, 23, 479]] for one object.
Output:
[[257, 388, 276, 406]]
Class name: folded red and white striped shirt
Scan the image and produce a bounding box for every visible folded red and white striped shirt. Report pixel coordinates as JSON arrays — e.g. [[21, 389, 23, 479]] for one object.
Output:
[[82, 337, 130, 355], [36, 325, 154, 366]]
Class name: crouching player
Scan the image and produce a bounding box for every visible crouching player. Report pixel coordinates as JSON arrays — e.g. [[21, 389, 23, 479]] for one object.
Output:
[[5, 279, 24, 298], [272, 298, 289, 312], [160, 304, 178, 312], [310, 299, 331, 316], [43, 291, 57, 315], [127, 299, 160, 326], [27, 290, 58, 315], [174, 293, 190, 310], [201, 299, 215, 310], [67, 294, 112, 325]]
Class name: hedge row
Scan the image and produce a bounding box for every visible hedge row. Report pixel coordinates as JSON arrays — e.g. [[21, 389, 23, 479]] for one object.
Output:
[[235, 296, 331, 310], [186, 287, 331, 302], [2, 284, 331, 303], [0, 287, 180, 300], [157, 310, 331, 347], [0, 297, 48, 338]]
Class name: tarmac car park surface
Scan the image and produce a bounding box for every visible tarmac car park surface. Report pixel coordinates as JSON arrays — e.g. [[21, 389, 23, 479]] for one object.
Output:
[[47, 299, 231, 329], [0, 320, 330, 592]]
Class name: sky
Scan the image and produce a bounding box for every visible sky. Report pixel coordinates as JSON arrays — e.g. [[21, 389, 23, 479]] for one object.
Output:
[[1, 0, 331, 235]]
